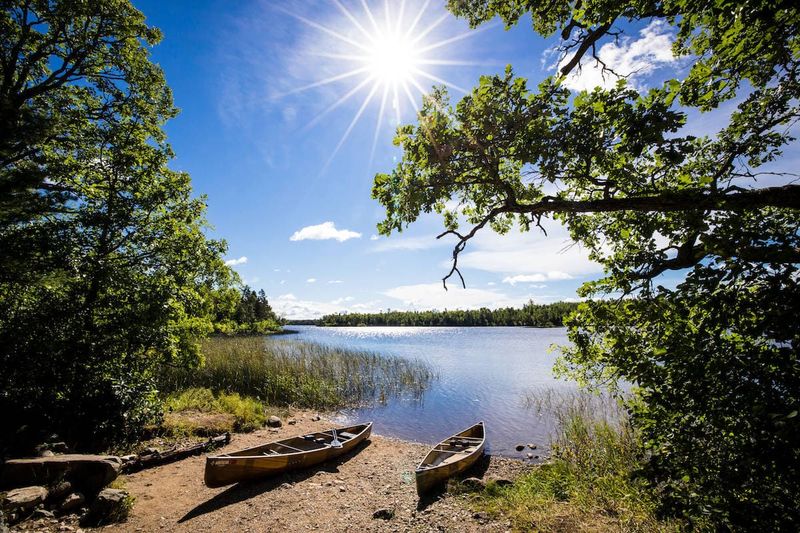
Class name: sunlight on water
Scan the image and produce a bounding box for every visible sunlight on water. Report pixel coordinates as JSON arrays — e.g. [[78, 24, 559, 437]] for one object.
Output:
[[275, 326, 582, 457]]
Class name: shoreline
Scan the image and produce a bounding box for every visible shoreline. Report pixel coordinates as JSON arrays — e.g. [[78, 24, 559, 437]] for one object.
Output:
[[106, 411, 529, 532]]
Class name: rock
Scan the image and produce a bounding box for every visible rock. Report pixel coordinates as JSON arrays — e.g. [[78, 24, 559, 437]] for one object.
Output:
[[268, 428, 280, 433], [287, 418, 297, 425], [3, 486, 48, 511], [120, 455, 137, 463], [0, 455, 120, 494], [3, 486, 47, 511], [32, 508, 55, 519], [40, 450, 55, 457], [311, 415, 321, 422], [515, 444, 525, 452], [527, 453, 534, 459], [372, 508, 395, 520], [47, 481, 72, 501], [35, 442, 69, 455], [461, 477, 486, 491], [81, 488, 129, 526], [488, 476, 513, 487], [60, 493, 85, 513], [339, 486, 346, 492], [527, 443, 537, 450], [473, 511, 489, 521], [267, 416, 282, 428], [142, 447, 160, 456], [279, 483, 292, 490]]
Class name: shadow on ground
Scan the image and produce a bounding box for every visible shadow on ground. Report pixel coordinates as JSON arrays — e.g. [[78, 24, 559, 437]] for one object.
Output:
[[179, 439, 371, 523], [415, 453, 494, 512]]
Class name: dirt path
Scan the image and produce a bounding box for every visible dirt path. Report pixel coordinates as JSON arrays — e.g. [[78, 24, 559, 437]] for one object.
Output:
[[104, 413, 528, 533]]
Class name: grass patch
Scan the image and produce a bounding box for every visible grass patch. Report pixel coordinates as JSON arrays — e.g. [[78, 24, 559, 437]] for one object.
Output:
[[160, 336, 435, 410], [161, 388, 286, 436], [472, 390, 686, 532]]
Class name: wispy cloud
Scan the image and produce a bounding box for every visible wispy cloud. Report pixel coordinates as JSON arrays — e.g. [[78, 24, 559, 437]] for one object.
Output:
[[272, 293, 381, 319], [559, 20, 677, 92], [371, 234, 447, 252], [225, 256, 248, 266], [450, 220, 601, 278], [306, 278, 317, 283], [328, 280, 344, 284], [502, 272, 573, 285], [383, 283, 531, 310], [290, 221, 361, 242]]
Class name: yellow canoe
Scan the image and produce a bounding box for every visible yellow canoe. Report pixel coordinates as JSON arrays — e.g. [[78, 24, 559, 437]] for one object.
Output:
[[415, 421, 485, 495], [204, 422, 372, 488]]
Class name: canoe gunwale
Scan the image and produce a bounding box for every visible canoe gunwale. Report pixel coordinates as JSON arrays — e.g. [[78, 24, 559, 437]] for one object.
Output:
[[414, 421, 485, 496], [203, 422, 373, 487], [207, 422, 372, 460]]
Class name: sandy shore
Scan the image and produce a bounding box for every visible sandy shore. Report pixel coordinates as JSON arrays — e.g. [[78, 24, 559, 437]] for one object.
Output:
[[104, 412, 528, 532]]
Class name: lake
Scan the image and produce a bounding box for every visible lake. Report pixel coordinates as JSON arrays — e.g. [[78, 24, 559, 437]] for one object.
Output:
[[272, 326, 581, 457]]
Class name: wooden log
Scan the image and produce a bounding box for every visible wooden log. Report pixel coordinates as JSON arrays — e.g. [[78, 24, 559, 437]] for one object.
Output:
[[121, 433, 230, 474]]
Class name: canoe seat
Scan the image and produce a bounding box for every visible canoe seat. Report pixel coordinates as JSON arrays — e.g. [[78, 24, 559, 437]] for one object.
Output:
[[339, 431, 357, 439]]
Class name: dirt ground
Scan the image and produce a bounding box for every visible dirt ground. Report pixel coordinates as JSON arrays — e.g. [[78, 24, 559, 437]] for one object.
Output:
[[10, 412, 530, 533]]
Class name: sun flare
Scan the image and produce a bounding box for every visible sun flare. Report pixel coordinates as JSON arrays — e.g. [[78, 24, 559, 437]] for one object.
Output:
[[281, 0, 479, 168], [366, 32, 419, 86]]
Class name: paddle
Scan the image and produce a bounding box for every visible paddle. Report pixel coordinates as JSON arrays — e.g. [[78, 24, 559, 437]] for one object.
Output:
[[330, 428, 343, 448]]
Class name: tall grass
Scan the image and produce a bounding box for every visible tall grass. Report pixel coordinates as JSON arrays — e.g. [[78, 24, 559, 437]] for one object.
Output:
[[475, 389, 684, 532], [159, 336, 435, 410]]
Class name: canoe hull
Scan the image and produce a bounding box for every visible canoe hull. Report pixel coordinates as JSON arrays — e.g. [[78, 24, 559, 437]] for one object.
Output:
[[415, 421, 485, 496], [204, 422, 372, 488]]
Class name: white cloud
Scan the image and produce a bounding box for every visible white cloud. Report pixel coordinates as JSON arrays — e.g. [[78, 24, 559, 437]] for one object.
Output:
[[369, 234, 379, 241], [328, 280, 343, 284], [306, 278, 317, 283], [290, 221, 361, 242], [502, 272, 573, 285], [487, 282, 496, 286], [383, 283, 531, 310], [560, 20, 677, 92], [452, 220, 601, 278], [224, 256, 248, 266], [272, 293, 381, 319], [371, 234, 447, 252]]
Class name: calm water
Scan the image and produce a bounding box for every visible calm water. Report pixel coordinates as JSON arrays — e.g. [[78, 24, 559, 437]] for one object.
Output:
[[272, 326, 579, 457]]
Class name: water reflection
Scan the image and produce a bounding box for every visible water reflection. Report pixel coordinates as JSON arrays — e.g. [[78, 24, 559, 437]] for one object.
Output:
[[275, 326, 580, 456]]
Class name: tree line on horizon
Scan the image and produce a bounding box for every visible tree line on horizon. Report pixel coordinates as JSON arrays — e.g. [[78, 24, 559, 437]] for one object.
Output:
[[319, 301, 578, 327]]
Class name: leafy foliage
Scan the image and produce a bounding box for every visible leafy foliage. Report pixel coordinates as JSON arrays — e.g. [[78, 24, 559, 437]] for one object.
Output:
[[374, 0, 800, 528], [211, 284, 283, 336], [320, 301, 578, 327], [0, 0, 231, 449]]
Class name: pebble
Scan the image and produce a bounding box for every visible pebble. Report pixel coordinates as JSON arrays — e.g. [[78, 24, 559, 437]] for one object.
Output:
[[515, 444, 525, 451], [527, 443, 537, 449]]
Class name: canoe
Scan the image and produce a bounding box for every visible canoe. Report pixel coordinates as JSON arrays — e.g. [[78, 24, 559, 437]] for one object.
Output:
[[415, 421, 485, 495], [204, 422, 372, 488]]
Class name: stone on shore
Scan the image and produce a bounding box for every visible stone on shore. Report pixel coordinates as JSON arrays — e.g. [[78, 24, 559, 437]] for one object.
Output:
[[60, 493, 86, 513], [267, 416, 282, 428], [0, 455, 121, 494], [81, 488, 130, 526], [372, 507, 395, 520], [515, 444, 525, 451], [2, 486, 48, 511]]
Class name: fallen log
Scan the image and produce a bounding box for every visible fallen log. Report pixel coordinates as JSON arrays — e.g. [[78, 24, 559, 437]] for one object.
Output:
[[121, 433, 230, 474]]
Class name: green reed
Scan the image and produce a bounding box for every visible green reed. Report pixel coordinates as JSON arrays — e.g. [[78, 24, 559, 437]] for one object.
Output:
[[159, 336, 435, 410]]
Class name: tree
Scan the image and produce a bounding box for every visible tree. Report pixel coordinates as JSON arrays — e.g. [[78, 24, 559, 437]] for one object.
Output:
[[0, 0, 231, 449], [373, 0, 800, 527]]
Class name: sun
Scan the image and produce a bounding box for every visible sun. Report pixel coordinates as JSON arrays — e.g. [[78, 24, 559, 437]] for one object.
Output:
[[280, 0, 480, 168], [366, 31, 419, 86]]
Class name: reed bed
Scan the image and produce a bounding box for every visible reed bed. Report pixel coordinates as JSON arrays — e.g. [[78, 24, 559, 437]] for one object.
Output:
[[474, 388, 685, 531], [159, 336, 435, 410]]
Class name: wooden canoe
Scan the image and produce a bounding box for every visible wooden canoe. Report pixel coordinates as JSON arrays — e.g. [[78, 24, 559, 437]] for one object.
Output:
[[204, 422, 372, 488], [415, 421, 485, 495]]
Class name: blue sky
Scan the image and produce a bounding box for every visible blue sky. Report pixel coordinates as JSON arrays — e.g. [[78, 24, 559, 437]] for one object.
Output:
[[130, 0, 743, 318]]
